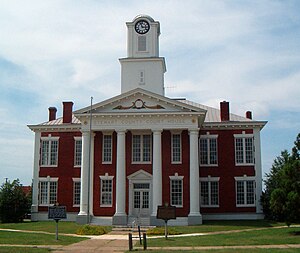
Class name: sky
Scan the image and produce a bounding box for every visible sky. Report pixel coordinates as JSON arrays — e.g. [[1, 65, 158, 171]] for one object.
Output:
[[0, 0, 299, 186]]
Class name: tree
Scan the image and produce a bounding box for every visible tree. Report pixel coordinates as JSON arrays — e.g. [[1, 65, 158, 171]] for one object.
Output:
[[261, 133, 300, 225], [0, 179, 31, 223]]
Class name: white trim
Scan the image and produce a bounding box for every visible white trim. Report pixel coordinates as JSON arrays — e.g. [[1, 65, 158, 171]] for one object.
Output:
[[234, 134, 255, 166], [171, 132, 182, 164], [38, 177, 58, 207], [40, 137, 59, 167], [200, 176, 220, 208], [235, 176, 256, 207], [72, 179, 81, 207], [102, 134, 113, 164], [199, 135, 218, 166], [132, 133, 152, 164], [73, 137, 82, 167], [100, 173, 114, 207], [169, 173, 184, 208]]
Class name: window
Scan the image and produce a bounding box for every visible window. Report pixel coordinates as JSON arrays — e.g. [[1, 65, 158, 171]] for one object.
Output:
[[100, 174, 114, 207], [172, 133, 181, 163], [169, 173, 184, 207], [234, 133, 254, 165], [200, 177, 219, 207], [235, 177, 255, 207], [139, 70, 145, 85], [73, 179, 80, 206], [132, 134, 151, 163], [103, 134, 112, 163], [74, 138, 82, 166], [199, 135, 218, 165], [138, 36, 146, 51], [41, 137, 59, 166], [39, 178, 58, 206]]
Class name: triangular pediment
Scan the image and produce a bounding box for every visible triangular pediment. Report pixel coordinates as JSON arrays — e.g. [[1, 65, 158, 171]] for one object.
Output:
[[74, 88, 206, 115], [127, 169, 152, 180]]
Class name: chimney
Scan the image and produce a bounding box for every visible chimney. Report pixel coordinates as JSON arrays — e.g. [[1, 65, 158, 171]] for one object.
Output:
[[48, 107, 57, 121], [220, 101, 230, 121], [63, 101, 73, 123], [246, 111, 252, 120]]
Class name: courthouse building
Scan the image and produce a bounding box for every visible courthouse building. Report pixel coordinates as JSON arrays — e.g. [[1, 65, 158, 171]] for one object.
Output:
[[28, 15, 267, 226]]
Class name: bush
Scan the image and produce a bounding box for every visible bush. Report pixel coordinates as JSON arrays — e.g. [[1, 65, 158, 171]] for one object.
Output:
[[0, 179, 31, 223], [147, 226, 181, 236], [76, 225, 108, 235]]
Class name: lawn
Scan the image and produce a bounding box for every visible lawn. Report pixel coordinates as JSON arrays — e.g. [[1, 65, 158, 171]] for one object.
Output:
[[146, 226, 300, 247], [134, 249, 300, 253], [0, 247, 51, 253], [169, 220, 286, 234], [0, 221, 82, 234], [0, 230, 86, 245]]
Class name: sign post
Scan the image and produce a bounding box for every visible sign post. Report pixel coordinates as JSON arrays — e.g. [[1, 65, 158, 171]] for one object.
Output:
[[156, 203, 176, 239], [48, 205, 67, 240]]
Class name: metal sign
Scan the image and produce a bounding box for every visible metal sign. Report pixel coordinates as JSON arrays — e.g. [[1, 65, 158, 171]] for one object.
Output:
[[48, 206, 67, 220], [156, 205, 176, 221]]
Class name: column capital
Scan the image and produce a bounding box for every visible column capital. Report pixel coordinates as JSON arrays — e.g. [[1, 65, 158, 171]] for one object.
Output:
[[115, 129, 127, 134], [188, 128, 199, 135], [152, 129, 163, 134]]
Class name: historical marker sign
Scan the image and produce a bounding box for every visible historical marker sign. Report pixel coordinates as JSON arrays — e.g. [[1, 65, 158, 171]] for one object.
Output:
[[157, 205, 176, 221], [48, 206, 67, 220]]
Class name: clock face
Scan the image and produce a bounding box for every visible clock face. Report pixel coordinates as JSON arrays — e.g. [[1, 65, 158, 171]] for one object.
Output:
[[135, 20, 150, 34]]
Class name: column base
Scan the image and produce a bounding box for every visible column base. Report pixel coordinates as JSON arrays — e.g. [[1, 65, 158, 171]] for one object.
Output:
[[112, 214, 127, 226], [76, 214, 92, 224], [31, 205, 39, 221], [150, 216, 165, 226], [188, 213, 202, 225]]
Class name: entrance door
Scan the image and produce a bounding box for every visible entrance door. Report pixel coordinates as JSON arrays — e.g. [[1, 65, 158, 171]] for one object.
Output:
[[133, 183, 150, 217]]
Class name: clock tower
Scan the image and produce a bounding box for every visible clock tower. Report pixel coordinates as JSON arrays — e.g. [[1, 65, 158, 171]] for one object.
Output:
[[120, 15, 166, 96]]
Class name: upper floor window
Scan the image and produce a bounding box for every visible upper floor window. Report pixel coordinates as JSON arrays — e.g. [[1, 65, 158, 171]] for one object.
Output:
[[74, 138, 82, 167], [199, 134, 218, 166], [171, 133, 181, 163], [139, 70, 145, 85], [169, 173, 184, 207], [41, 136, 59, 166], [103, 134, 112, 163], [132, 134, 151, 163], [200, 177, 220, 207], [39, 177, 58, 206], [234, 133, 254, 165], [235, 176, 255, 207]]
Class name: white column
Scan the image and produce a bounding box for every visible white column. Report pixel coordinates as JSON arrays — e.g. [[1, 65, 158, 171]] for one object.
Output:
[[151, 129, 162, 216], [31, 131, 41, 221], [89, 133, 95, 216], [188, 129, 202, 224], [254, 127, 263, 213], [114, 130, 127, 222], [79, 131, 90, 216]]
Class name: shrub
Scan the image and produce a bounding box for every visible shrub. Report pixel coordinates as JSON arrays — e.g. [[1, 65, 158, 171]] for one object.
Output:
[[76, 225, 108, 235], [147, 226, 181, 236]]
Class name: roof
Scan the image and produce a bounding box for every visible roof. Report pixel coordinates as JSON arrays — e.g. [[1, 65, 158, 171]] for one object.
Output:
[[178, 99, 251, 123], [39, 115, 80, 126]]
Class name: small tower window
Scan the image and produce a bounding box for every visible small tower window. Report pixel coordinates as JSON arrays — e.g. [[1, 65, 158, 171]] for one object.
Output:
[[139, 70, 145, 85], [138, 36, 146, 51]]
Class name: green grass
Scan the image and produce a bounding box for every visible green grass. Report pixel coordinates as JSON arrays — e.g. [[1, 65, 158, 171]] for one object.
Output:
[[147, 227, 300, 247], [168, 220, 286, 234], [0, 231, 86, 246], [131, 249, 300, 253], [0, 221, 82, 234], [0, 247, 51, 253]]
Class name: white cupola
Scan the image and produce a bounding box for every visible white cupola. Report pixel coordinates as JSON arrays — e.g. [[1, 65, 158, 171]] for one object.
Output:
[[120, 15, 166, 96]]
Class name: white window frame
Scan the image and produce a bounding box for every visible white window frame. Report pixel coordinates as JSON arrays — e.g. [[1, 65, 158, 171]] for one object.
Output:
[[169, 173, 184, 207], [74, 137, 82, 167], [235, 175, 256, 207], [139, 70, 145, 85], [200, 176, 220, 207], [171, 132, 182, 164], [40, 135, 59, 167], [72, 178, 80, 207], [100, 173, 114, 207], [199, 133, 218, 166], [132, 132, 152, 164], [38, 177, 58, 206], [102, 133, 113, 164], [234, 132, 254, 166]]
